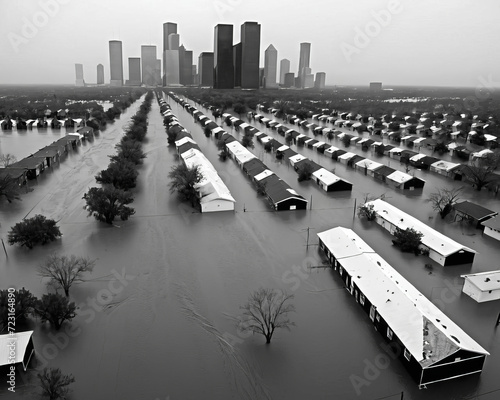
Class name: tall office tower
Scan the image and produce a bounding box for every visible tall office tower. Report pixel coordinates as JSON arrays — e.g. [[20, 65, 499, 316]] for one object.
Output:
[[178, 45, 186, 85], [284, 72, 295, 88], [109, 40, 123, 86], [370, 82, 383, 92], [213, 24, 234, 89], [155, 59, 162, 86], [233, 42, 242, 87], [163, 22, 177, 51], [164, 50, 180, 85], [183, 50, 193, 85], [303, 67, 314, 88], [314, 72, 326, 89], [75, 63, 84, 86], [141, 45, 157, 86], [127, 57, 141, 86], [279, 59, 290, 85], [168, 33, 180, 50], [96, 64, 104, 85], [264, 44, 278, 89], [298, 42, 311, 88], [240, 21, 260, 89], [198, 52, 214, 87], [192, 65, 197, 85], [163, 23, 177, 85]]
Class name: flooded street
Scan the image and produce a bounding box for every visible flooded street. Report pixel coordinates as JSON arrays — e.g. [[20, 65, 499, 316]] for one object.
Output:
[[1, 95, 500, 400]]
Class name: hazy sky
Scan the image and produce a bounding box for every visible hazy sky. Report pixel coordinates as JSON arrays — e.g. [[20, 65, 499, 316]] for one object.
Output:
[[1, 0, 499, 88]]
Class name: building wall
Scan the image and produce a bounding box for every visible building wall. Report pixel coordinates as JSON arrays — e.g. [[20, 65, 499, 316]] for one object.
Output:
[[163, 22, 177, 51], [128, 58, 141, 83], [109, 40, 123, 86], [483, 226, 500, 241], [164, 50, 180, 85], [97, 64, 104, 85], [214, 24, 234, 89], [141, 45, 157, 86], [264, 45, 278, 89], [463, 280, 500, 302], [280, 59, 290, 85], [233, 42, 242, 87], [240, 22, 260, 89], [201, 199, 235, 213], [198, 52, 214, 86]]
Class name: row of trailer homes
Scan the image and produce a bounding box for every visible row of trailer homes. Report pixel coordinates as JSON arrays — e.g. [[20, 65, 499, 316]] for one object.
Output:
[[159, 97, 235, 213], [167, 94, 308, 211], [247, 114, 426, 192], [366, 199, 476, 266], [317, 227, 489, 388], [0, 132, 87, 183]]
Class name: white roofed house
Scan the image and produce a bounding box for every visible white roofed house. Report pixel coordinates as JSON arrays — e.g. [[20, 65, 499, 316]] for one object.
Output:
[[180, 149, 236, 212], [461, 270, 500, 303], [311, 168, 352, 192], [430, 160, 462, 179], [317, 227, 489, 388], [366, 199, 476, 266], [225, 141, 257, 167], [385, 170, 425, 190]]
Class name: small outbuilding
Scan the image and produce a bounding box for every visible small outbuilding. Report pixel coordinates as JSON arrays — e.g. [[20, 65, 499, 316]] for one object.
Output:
[[461, 271, 500, 303], [453, 201, 497, 228]]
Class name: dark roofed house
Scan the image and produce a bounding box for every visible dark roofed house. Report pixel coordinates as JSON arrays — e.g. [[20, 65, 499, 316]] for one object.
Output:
[[373, 165, 396, 183], [55, 134, 81, 151], [77, 127, 94, 140], [276, 146, 297, 160], [256, 173, 308, 211], [453, 201, 498, 229], [30, 145, 63, 167], [242, 158, 268, 178], [0, 167, 28, 187], [10, 157, 47, 179]]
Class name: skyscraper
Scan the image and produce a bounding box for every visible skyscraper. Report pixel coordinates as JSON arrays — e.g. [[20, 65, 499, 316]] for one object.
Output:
[[264, 44, 278, 89], [314, 72, 326, 89], [168, 34, 180, 50], [279, 59, 290, 86], [240, 21, 260, 89], [298, 42, 311, 88], [198, 52, 214, 87], [213, 24, 234, 89], [75, 63, 84, 86], [178, 45, 186, 85], [141, 45, 157, 86], [163, 22, 177, 51], [163, 23, 177, 85], [233, 42, 242, 87], [284, 72, 295, 88], [183, 50, 193, 85], [109, 40, 123, 86], [127, 57, 141, 86], [96, 64, 104, 85], [155, 59, 162, 86], [164, 50, 180, 86]]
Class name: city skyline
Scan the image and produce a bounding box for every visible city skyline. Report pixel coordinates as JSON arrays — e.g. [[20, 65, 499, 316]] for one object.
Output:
[[1, 0, 499, 88]]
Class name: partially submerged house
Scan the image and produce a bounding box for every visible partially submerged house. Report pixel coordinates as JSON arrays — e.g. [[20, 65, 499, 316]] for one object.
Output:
[[461, 270, 500, 303], [0, 331, 35, 371], [366, 199, 476, 266], [255, 173, 308, 211], [311, 168, 352, 192], [482, 217, 500, 241], [225, 141, 257, 167], [386, 170, 426, 190], [10, 157, 47, 179], [453, 201, 497, 228], [317, 227, 489, 388]]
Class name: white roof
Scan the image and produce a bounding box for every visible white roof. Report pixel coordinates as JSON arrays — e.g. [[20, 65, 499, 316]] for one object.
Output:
[[484, 134, 497, 141], [181, 149, 235, 204], [312, 168, 350, 186], [296, 134, 307, 140], [304, 138, 315, 145], [386, 170, 421, 184], [324, 146, 339, 154], [175, 136, 196, 148], [461, 270, 500, 292], [0, 331, 33, 367], [289, 154, 307, 165], [338, 152, 357, 161], [225, 141, 256, 165], [472, 149, 493, 158], [410, 153, 427, 162], [261, 136, 272, 144], [413, 137, 426, 144], [355, 158, 382, 170], [212, 127, 225, 134], [313, 141, 326, 148], [277, 145, 289, 152], [430, 160, 460, 172], [367, 199, 476, 258], [388, 147, 403, 154], [317, 227, 488, 365], [239, 123, 250, 129], [254, 169, 275, 182]]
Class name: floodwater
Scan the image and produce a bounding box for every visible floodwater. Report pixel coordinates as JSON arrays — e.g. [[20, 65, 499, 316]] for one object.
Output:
[[0, 93, 499, 400]]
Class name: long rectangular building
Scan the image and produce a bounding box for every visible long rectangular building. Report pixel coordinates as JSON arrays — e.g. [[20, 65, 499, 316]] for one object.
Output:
[[366, 199, 476, 266], [317, 227, 489, 388]]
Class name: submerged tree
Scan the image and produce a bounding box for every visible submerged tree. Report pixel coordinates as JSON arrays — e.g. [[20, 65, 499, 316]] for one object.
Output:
[[83, 186, 135, 224], [0, 153, 17, 167], [239, 288, 295, 344], [8, 215, 62, 249], [0, 174, 21, 203], [38, 367, 75, 400], [39, 254, 96, 297], [426, 187, 463, 219], [95, 158, 139, 191], [168, 163, 203, 208], [392, 227, 423, 254], [34, 293, 77, 330], [0, 288, 37, 330]]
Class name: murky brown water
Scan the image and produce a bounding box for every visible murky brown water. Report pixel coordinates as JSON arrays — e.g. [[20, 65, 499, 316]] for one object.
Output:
[[1, 94, 499, 400]]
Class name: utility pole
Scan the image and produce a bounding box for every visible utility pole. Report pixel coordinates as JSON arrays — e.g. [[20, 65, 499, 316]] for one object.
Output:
[[353, 198, 357, 219], [1, 238, 7, 258]]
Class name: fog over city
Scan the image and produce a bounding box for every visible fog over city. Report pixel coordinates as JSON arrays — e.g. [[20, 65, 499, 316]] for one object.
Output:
[[1, 0, 499, 87]]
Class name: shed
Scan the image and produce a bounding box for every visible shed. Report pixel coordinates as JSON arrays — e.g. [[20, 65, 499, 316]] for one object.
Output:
[[338, 152, 357, 165], [311, 168, 352, 192], [242, 158, 268, 178], [453, 201, 497, 228], [461, 271, 500, 303], [373, 165, 396, 183], [430, 160, 461, 178], [0, 331, 35, 371], [258, 174, 308, 211], [386, 171, 426, 190], [482, 217, 500, 241], [317, 227, 488, 387]]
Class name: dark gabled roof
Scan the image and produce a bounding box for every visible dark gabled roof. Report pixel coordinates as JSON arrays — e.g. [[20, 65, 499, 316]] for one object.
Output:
[[349, 155, 365, 165], [175, 131, 193, 141], [374, 165, 396, 177], [289, 130, 301, 138], [306, 139, 319, 147], [0, 167, 27, 180], [220, 133, 237, 144], [454, 201, 498, 221], [177, 142, 200, 154], [269, 138, 282, 149], [242, 158, 268, 178], [11, 156, 46, 170], [259, 174, 306, 204], [55, 135, 80, 145], [31, 147, 60, 158], [294, 158, 322, 173], [420, 156, 440, 166], [279, 148, 298, 159], [400, 149, 418, 157], [204, 121, 218, 130], [382, 144, 395, 151], [233, 119, 244, 127], [77, 127, 93, 134]]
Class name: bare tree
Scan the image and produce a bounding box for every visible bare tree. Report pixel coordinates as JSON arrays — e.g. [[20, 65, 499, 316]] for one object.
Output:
[[39, 254, 96, 297], [0, 153, 17, 167], [38, 367, 75, 400], [426, 187, 463, 219], [240, 288, 295, 344]]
